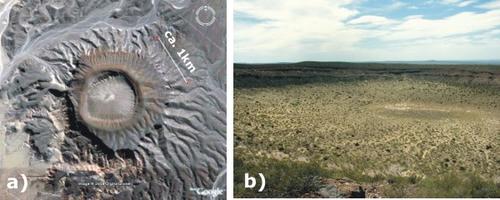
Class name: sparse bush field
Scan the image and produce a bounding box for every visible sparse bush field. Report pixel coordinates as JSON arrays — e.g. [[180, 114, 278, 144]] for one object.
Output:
[[234, 63, 500, 197]]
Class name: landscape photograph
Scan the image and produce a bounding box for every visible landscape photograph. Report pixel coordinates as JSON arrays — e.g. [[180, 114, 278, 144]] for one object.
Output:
[[234, 0, 500, 198]]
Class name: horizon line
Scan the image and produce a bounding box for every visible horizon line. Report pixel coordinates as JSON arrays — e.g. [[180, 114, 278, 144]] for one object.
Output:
[[235, 59, 500, 65]]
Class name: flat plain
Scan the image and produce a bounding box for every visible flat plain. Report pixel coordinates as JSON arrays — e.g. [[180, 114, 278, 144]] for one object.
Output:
[[234, 62, 500, 198]]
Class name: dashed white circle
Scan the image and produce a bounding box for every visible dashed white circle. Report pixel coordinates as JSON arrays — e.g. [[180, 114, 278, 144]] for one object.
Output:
[[195, 5, 216, 27]]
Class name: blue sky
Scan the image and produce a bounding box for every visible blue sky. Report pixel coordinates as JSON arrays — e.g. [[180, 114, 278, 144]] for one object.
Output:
[[235, 0, 500, 63]]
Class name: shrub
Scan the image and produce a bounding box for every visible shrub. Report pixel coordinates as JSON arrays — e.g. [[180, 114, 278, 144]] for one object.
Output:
[[234, 157, 329, 198]]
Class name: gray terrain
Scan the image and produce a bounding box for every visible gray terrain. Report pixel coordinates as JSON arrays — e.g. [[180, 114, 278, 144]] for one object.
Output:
[[0, 0, 226, 199]]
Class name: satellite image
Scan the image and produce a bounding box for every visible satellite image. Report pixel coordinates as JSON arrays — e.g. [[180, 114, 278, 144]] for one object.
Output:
[[0, 0, 226, 199]]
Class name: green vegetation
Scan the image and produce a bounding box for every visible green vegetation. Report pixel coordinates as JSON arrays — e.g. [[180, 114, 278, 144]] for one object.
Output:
[[234, 156, 500, 198], [234, 157, 327, 198]]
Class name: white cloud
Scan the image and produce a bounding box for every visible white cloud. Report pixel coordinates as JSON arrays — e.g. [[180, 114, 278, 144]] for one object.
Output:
[[441, 0, 462, 4], [235, 0, 500, 62], [457, 0, 476, 7], [348, 15, 397, 26], [440, 0, 477, 7], [478, 0, 500, 9], [384, 10, 500, 41], [386, 1, 408, 10], [235, 0, 362, 62]]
